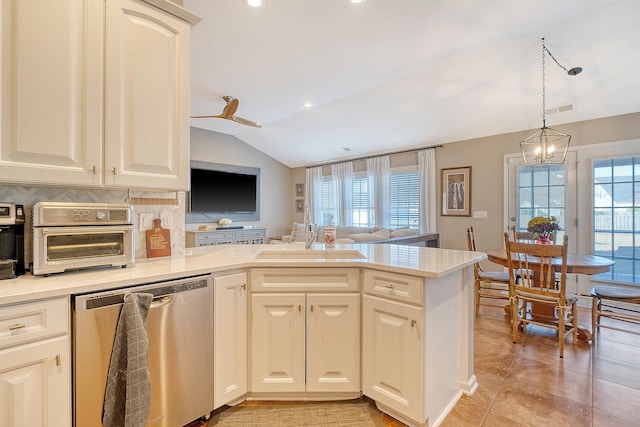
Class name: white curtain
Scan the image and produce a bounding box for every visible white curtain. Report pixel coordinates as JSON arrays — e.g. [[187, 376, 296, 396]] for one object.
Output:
[[305, 166, 323, 224], [366, 155, 390, 228], [330, 162, 353, 226], [418, 148, 436, 233]]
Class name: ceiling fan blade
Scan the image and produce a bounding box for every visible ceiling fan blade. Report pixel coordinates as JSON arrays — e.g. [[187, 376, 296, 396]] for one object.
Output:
[[190, 114, 224, 119], [191, 96, 261, 127], [231, 115, 262, 128], [222, 98, 239, 118]]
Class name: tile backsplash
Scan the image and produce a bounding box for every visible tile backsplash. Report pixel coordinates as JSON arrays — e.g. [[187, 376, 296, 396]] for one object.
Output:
[[0, 185, 186, 268]]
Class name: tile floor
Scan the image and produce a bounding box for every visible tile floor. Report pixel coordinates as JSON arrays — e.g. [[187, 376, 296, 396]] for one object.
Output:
[[189, 304, 640, 427], [436, 305, 640, 427]]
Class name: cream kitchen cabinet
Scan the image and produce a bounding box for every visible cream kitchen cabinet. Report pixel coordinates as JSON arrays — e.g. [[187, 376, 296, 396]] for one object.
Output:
[[0, 297, 70, 427], [362, 268, 476, 427], [363, 294, 423, 423], [213, 271, 248, 409], [0, 0, 198, 190], [249, 268, 360, 396]]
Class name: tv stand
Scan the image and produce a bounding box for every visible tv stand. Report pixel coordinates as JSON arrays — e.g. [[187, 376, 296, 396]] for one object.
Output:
[[186, 228, 266, 247]]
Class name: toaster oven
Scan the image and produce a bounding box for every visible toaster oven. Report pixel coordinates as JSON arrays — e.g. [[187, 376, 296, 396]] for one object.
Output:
[[32, 202, 134, 276]]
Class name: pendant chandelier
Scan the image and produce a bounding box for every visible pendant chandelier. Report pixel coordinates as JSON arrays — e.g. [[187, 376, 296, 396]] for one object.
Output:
[[520, 38, 582, 167]]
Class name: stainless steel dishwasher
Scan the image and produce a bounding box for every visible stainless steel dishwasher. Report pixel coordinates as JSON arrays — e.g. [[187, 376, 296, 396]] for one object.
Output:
[[73, 274, 214, 427]]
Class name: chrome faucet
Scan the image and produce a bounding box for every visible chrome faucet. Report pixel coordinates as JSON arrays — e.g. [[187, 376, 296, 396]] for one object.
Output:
[[303, 205, 316, 249]]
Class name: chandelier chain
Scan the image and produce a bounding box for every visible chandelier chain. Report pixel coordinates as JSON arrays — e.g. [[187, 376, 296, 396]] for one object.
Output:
[[542, 38, 547, 126]]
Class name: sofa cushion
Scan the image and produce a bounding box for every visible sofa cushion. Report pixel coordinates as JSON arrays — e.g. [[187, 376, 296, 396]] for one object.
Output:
[[336, 225, 373, 239], [390, 228, 420, 238], [348, 228, 390, 242], [288, 222, 306, 242]]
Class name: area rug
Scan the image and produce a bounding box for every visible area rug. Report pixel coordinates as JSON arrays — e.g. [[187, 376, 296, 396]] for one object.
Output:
[[210, 400, 385, 427]]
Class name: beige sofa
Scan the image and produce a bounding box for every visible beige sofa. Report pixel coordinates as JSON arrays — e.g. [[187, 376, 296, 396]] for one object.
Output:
[[280, 224, 439, 247]]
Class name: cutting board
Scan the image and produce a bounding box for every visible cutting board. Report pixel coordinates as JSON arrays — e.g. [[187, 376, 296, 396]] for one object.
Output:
[[146, 218, 171, 258]]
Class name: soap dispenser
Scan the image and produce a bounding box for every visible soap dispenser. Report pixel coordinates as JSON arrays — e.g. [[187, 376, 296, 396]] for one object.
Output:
[[324, 220, 336, 249]]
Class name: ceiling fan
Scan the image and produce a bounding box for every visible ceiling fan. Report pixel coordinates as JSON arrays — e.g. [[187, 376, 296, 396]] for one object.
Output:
[[190, 96, 261, 128]]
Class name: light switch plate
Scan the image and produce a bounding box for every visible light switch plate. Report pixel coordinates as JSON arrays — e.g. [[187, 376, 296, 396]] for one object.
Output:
[[139, 213, 153, 231], [160, 212, 172, 230], [472, 211, 488, 218]]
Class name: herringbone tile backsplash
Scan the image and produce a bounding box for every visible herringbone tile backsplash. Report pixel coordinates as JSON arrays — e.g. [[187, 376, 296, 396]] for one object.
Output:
[[0, 185, 186, 264]]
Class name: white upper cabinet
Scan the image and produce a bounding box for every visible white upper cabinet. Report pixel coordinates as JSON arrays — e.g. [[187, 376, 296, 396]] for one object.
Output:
[[0, 0, 103, 187], [104, 0, 191, 190], [0, 0, 197, 190]]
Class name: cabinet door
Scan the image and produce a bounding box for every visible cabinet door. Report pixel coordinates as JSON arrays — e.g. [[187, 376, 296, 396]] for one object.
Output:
[[214, 273, 247, 408], [251, 293, 305, 393], [306, 293, 360, 393], [104, 0, 190, 190], [0, 0, 103, 187], [363, 295, 424, 423], [0, 336, 70, 427]]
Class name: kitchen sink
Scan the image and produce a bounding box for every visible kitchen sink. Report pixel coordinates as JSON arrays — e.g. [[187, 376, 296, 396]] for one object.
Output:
[[253, 249, 366, 260]]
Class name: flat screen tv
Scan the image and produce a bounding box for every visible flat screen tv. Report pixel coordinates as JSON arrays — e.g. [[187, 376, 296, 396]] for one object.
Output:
[[186, 161, 260, 223]]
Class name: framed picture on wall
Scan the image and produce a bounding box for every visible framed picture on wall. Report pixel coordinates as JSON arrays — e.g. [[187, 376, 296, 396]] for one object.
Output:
[[295, 183, 305, 197], [296, 199, 304, 213], [441, 166, 471, 216]]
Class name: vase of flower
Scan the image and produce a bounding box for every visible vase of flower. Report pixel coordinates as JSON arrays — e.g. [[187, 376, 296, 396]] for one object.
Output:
[[536, 234, 551, 245], [527, 216, 560, 244]]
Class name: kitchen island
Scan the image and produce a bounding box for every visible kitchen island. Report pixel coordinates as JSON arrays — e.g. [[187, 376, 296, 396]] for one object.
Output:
[[0, 243, 485, 427]]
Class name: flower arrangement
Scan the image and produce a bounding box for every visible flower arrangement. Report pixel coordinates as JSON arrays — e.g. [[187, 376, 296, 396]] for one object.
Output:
[[527, 216, 560, 238], [218, 218, 232, 226]]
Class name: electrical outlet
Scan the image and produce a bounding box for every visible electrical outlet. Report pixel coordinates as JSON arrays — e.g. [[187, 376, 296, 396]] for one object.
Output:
[[139, 213, 153, 231], [160, 212, 172, 230]]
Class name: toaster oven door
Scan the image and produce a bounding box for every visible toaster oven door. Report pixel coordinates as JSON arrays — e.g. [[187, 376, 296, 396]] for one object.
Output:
[[33, 225, 134, 275]]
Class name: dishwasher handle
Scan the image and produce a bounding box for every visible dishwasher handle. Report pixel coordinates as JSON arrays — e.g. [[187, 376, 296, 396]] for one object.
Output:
[[76, 275, 210, 311], [151, 295, 173, 308]]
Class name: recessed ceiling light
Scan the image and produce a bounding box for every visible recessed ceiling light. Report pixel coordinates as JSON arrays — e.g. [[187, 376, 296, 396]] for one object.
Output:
[[349, 0, 366, 4], [303, 102, 313, 108], [246, 0, 263, 8]]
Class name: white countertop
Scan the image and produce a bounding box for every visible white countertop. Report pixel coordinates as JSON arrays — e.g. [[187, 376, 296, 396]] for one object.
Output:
[[0, 243, 486, 306]]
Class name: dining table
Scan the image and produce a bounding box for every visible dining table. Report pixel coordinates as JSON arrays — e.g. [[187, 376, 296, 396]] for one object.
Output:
[[485, 248, 615, 342]]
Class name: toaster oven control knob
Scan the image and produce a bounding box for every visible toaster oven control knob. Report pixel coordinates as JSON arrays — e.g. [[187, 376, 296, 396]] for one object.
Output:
[[95, 211, 106, 221]]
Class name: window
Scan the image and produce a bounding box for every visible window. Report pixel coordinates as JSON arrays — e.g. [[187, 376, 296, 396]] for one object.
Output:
[[593, 157, 640, 284], [389, 170, 420, 229], [352, 174, 369, 226], [321, 178, 334, 225], [320, 168, 419, 228], [516, 164, 566, 241]]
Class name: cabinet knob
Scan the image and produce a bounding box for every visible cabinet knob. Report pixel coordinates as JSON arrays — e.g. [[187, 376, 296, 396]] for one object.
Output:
[[241, 283, 246, 291], [91, 165, 96, 174], [112, 167, 116, 175], [55, 354, 61, 366], [298, 305, 302, 312], [310, 304, 314, 312], [411, 319, 416, 327]]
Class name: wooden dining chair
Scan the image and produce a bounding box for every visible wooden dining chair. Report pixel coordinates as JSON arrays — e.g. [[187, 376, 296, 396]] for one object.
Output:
[[510, 226, 537, 243], [511, 225, 557, 244], [467, 226, 510, 317], [591, 286, 640, 338], [503, 233, 576, 357]]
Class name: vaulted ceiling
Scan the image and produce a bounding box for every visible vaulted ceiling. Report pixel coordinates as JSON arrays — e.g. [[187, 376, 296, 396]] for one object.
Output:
[[185, 0, 640, 168]]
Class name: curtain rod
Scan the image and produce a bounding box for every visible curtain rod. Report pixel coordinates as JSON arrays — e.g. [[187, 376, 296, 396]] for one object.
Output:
[[304, 144, 443, 169]]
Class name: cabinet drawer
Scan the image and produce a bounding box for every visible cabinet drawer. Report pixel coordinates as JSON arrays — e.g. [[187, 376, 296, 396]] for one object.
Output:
[[250, 268, 359, 292], [363, 269, 423, 305], [200, 231, 235, 240], [0, 297, 69, 349], [235, 229, 264, 238]]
